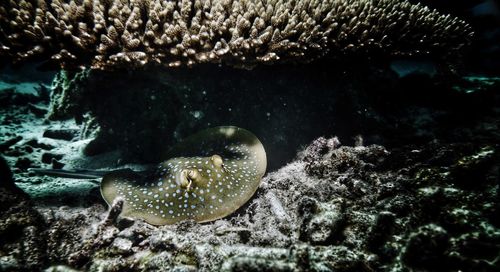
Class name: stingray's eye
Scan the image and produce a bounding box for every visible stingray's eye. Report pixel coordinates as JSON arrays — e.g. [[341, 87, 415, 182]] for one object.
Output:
[[187, 169, 200, 181], [179, 169, 192, 190], [210, 154, 224, 169], [179, 168, 202, 191]]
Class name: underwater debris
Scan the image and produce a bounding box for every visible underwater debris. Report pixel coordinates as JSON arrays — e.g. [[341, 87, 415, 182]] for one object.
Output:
[[0, 0, 473, 69], [100, 126, 267, 225]]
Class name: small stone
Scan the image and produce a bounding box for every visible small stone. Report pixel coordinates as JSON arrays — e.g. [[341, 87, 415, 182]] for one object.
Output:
[[27, 103, 47, 117], [305, 200, 345, 244], [43, 129, 78, 141], [41, 153, 64, 164], [14, 157, 34, 170], [111, 238, 133, 253], [51, 159, 65, 170], [25, 139, 55, 150], [0, 136, 22, 152]]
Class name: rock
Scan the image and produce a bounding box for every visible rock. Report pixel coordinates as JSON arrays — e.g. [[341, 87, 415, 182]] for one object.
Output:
[[0, 166, 46, 272], [43, 129, 79, 141], [450, 146, 496, 187], [0, 136, 22, 152], [41, 153, 64, 164], [3, 148, 24, 158], [305, 144, 389, 180], [442, 208, 479, 232], [27, 103, 47, 117], [265, 191, 291, 224], [304, 199, 345, 245], [51, 159, 65, 170], [23, 145, 33, 153], [367, 211, 396, 252], [0, 256, 19, 271], [44, 265, 81, 272], [0, 87, 40, 106], [14, 157, 34, 171], [308, 246, 370, 271], [297, 197, 319, 217], [221, 257, 295, 272], [301, 137, 341, 163], [451, 230, 500, 270], [110, 237, 133, 254], [215, 227, 252, 243], [47, 70, 89, 122], [35, 84, 51, 103], [402, 224, 450, 269], [20, 225, 46, 270], [25, 139, 55, 150], [83, 137, 115, 156]]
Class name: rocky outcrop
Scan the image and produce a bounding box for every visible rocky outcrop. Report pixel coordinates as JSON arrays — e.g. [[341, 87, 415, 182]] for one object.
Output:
[[2, 136, 498, 271]]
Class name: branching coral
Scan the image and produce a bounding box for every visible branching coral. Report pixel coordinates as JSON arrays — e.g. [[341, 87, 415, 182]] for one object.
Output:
[[0, 0, 473, 69]]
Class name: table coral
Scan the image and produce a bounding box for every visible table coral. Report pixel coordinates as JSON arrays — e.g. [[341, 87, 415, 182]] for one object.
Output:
[[0, 0, 473, 69]]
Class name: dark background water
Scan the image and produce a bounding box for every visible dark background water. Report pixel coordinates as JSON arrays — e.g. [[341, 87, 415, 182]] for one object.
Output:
[[409, 0, 500, 75]]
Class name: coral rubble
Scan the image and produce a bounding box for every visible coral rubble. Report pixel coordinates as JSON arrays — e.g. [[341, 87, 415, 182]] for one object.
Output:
[[1, 135, 498, 271], [0, 0, 473, 69]]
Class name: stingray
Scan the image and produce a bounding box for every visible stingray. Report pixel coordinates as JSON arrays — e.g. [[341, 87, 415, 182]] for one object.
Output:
[[31, 126, 267, 225]]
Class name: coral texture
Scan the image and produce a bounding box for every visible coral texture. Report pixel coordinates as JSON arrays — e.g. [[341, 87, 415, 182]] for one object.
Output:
[[0, 0, 473, 69]]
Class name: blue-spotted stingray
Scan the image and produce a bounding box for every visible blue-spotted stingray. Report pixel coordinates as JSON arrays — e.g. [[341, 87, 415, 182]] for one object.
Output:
[[32, 126, 267, 225], [101, 126, 266, 225]]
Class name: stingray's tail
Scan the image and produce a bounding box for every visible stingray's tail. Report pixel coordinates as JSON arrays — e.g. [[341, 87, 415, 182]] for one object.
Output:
[[28, 168, 109, 179]]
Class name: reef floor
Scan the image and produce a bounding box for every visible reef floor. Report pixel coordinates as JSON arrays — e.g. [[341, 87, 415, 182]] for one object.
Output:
[[0, 71, 499, 271]]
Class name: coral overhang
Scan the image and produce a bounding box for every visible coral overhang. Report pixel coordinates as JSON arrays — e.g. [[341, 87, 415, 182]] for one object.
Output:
[[0, 0, 473, 69]]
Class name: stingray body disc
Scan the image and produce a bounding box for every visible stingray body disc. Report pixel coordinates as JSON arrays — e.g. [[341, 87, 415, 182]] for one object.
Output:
[[101, 126, 266, 225]]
